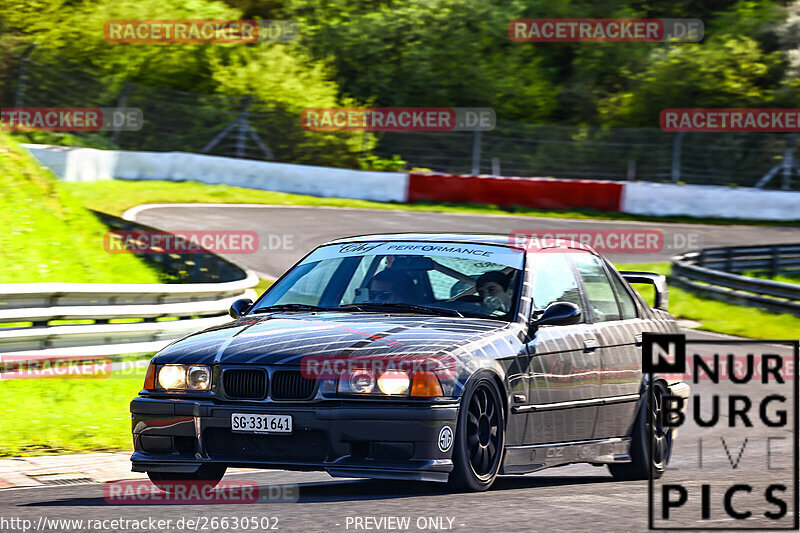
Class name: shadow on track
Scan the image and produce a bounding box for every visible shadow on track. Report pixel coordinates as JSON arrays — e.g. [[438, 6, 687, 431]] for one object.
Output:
[[22, 473, 617, 507]]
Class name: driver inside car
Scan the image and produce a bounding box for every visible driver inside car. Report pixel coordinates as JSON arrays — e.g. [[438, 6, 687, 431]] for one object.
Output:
[[366, 268, 418, 304]]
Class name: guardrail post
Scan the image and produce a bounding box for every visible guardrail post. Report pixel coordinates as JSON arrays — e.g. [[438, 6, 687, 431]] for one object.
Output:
[[771, 246, 780, 277]]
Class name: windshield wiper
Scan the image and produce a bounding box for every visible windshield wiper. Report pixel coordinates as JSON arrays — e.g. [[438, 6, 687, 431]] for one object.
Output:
[[251, 304, 330, 313], [337, 302, 463, 317]]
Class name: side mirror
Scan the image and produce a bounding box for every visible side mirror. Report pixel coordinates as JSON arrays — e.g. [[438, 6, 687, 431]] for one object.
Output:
[[531, 301, 581, 328], [229, 298, 253, 319]]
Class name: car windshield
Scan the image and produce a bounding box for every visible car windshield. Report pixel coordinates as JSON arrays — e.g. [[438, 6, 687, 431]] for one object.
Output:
[[251, 241, 525, 320]]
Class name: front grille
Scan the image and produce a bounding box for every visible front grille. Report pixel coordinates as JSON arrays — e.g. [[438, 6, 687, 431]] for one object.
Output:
[[204, 428, 328, 462], [223, 369, 267, 400], [270, 370, 317, 400]]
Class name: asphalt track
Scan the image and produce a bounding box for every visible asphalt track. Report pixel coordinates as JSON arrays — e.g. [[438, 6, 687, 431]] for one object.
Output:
[[2, 205, 799, 532], [124, 204, 800, 278]]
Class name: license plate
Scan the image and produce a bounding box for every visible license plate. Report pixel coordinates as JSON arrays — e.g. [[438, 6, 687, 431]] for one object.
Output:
[[231, 413, 292, 434]]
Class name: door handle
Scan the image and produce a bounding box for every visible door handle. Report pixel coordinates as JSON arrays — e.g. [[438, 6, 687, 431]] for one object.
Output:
[[583, 338, 598, 352]]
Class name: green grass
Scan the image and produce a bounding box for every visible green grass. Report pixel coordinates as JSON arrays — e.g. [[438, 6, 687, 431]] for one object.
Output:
[[0, 374, 143, 456], [62, 179, 800, 226], [0, 134, 162, 283], [742, 271, 800, 285], [618, 262, 800, 339]]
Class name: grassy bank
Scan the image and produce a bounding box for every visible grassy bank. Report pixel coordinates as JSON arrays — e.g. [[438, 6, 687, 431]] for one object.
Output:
[[618, 262, 800, 339], [0, 373, 142, 456], [0, 135, 161, 284]]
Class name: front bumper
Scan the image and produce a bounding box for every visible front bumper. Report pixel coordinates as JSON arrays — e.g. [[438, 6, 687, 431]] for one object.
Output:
[[130, 397, 458, 482]]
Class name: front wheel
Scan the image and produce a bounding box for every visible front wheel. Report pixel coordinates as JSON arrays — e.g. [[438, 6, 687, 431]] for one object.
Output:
[[447, 376, 505, 492], [147, 464, 227, 493], [609, 381, 673, 481]]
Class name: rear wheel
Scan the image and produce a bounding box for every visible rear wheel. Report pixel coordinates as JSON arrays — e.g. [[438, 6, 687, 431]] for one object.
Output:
[[609, 381, 673, 481], [147, 464, 227, 493], [447, 376, 505, 492]]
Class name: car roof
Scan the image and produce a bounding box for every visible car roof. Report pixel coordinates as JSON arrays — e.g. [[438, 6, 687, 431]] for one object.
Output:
[[323, 233, 599, 254]]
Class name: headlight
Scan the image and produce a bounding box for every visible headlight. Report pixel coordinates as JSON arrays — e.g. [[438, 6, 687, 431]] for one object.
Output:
[[377, 370, 410, 395], [187, 366, 211, 390], [158, 365, 186, 389], [157, 365, 212, 391], [338, 369, 375, 394]]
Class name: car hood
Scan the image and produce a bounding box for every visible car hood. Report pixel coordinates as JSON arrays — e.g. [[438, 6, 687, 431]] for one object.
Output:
[[153, 312, 520, 366]]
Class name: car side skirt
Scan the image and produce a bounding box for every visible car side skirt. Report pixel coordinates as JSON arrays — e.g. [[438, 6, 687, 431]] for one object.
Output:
[[501, 437, 632, 475]]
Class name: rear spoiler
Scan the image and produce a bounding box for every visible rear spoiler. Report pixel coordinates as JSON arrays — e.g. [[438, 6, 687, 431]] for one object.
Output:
[[620, 271, 669, 311]]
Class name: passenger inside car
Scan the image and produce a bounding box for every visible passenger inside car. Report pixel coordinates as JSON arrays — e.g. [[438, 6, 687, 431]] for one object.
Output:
[[476, 271, 513, 313]]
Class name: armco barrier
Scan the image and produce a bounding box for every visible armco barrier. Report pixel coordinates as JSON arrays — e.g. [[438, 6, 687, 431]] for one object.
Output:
[[0, 278, 258, 355], [670, 245, 800, 315], [407, 173, 624, 211], [0, 210, 260, 358]]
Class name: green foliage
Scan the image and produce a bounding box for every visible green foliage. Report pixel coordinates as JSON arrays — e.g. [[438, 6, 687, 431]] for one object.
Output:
[[0, 0, 794, 152], [600, 37, 784, 126], [358, 153, 405, 171]]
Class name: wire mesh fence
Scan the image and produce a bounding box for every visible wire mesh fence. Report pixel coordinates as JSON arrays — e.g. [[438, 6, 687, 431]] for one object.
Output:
[[1, 45, 798, 190], [374, 124, 794, 189]]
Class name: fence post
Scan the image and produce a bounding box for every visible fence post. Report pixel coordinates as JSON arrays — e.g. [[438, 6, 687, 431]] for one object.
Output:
[[471, 131, 482, 175], [110, 83, 133, 146], [14, 44, 36, 107], [491, 157, 500, 176], [626, 160, 636, 180], [671, 132, 685, 183], [782, 134, 796, 191]]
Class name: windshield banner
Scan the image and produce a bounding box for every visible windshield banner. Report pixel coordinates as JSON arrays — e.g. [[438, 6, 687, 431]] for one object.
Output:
[[300, 241, 525, 269]]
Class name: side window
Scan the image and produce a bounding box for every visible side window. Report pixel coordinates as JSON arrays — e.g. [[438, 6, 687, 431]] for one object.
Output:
[[531, 253, 585, 322], [570, 253, 620, 322], [608, 269, 638, 319]]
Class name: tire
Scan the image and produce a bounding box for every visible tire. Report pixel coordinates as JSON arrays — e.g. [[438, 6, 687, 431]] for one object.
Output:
[[147, 464, 227, 493], [447, 375, 505, 492], [609, 381, 673, 481]]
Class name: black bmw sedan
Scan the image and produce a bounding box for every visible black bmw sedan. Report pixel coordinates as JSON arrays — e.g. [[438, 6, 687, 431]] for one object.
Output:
[[131, 233, 689, 491]]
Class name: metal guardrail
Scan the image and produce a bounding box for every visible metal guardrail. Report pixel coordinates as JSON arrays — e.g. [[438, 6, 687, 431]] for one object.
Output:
[[670, 244, 800, 315], [0, 211, 260, 357], [0, 278, 259, 355]]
